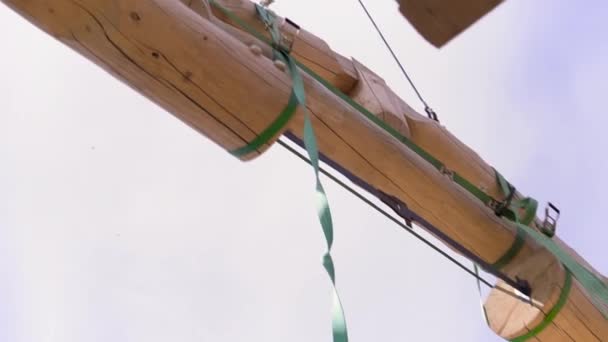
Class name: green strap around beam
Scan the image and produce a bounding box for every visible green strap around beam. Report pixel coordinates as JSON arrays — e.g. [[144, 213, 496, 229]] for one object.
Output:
[[495, 171, 538, 226], [489, 171, 536, 270], [209, 0, 608, 321], [490, 224, 525, 270], [510, 271, 573, 341], [512, 219, 608, 319], [228, 4, 350, 341], [230, 91, 298, 157]]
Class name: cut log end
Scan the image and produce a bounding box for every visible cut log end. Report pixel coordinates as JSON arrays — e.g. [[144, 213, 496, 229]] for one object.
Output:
[[396, 0, 504, 47], [486, 248, 608, 341]]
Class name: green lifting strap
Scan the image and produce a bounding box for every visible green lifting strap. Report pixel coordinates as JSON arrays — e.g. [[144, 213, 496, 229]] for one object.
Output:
[[230, 91, 298, 157], [494, 170, 538, 226], [208, 0, 608, 321], [489, 171, 537, 270], [490, 224, 525, 270], [228, 5, 298, 157], [255, 5, 282, 52], [510, 271, 573, 341], [230, 4, 350, 341]]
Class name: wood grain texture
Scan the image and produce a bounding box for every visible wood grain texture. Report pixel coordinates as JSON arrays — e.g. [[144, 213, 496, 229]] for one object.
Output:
[[396, 0, 504, 47], [1, 0, 605, 339], [349, 59, 411, 138], [203, 0, 358, 93], [487, 259, 608, 341]]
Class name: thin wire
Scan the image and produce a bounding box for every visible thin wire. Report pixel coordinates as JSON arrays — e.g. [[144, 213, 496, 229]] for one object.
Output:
[[277, 138, 541, 308], [355, 0, 431, 112]]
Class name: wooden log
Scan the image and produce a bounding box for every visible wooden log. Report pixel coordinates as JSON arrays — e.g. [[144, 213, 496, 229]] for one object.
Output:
[[486, 249, 608, 340], [187, 1, 413, 139], [396, 0, 504, 47], [184, 0, 359, 93], [1, 0, 605, 339], [348, 59, 411, 137]]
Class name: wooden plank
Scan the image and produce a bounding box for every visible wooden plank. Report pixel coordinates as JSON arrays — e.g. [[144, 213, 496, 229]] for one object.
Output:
[[396, 0, 504, 47]]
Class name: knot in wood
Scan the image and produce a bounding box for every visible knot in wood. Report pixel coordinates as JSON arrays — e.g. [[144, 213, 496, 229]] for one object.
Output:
[[249, 44, 263, 56], [129, 12, 141, 22], [273, 59, 286, 72]]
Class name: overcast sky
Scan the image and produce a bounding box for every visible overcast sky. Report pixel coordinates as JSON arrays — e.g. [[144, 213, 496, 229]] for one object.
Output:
[[1, 0, 607, 341]]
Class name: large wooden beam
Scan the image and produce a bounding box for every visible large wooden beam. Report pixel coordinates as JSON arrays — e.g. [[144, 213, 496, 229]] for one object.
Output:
[[2, 0, 605, 340], [396, 0, 504, 47]]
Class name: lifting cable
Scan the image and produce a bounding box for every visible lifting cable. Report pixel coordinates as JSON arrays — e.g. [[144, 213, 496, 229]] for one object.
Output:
[[355, 0, 439, 121], [278, 134, 537, 307]]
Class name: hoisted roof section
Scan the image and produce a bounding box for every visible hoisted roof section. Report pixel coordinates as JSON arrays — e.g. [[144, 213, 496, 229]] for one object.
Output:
[[396, 0, 504, 47]]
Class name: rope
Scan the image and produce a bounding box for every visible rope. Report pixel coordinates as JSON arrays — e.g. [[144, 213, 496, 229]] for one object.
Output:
[[355, 0, 438, 121]]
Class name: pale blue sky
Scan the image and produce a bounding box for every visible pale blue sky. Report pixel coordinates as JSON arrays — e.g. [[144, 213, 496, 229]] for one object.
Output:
[[1, 1, 607, 341]]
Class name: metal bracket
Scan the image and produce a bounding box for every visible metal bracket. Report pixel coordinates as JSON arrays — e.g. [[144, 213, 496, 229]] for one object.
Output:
[[377, 191, 414, 228], [515, 276, 533, 298], [487, 183, 515, 217], [439, 165, 454, 180], [541, 202, 560, 237], [425, 106, 439, 122]]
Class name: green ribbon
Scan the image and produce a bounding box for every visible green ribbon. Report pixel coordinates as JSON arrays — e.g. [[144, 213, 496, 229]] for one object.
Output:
[[225, 3, 349, 341], [282, 34, 350, 342]]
